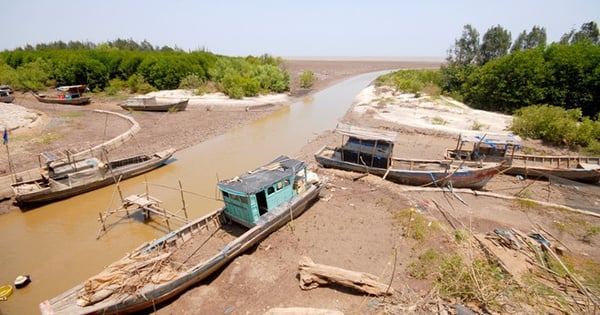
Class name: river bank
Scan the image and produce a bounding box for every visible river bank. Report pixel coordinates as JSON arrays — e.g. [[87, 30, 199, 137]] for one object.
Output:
[[1, 59, 598, 314]]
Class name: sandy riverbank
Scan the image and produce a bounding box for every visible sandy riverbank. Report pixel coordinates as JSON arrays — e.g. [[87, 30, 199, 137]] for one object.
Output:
[[1, 59, 598, 314]]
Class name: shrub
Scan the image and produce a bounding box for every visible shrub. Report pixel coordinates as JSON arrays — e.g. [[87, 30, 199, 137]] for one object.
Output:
[[179, 73, 204, 89], [511, 104, 600, 148], [299, 70, 316, 89]]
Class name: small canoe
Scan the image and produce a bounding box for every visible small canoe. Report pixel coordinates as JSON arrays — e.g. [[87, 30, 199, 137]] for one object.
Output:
[[0, 285, 13, 300]]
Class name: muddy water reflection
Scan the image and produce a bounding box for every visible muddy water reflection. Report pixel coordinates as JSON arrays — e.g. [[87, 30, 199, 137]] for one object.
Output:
[[0, 71, 389, 314]]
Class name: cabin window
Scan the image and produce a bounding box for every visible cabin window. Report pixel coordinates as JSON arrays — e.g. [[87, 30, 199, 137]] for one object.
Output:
[[222, 191, 229, 198], [239, 195, 248, 204], [267, 186, 275, 195]]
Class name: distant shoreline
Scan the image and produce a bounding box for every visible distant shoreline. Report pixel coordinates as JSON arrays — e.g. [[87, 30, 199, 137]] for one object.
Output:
[[282, 55, 445, 62]]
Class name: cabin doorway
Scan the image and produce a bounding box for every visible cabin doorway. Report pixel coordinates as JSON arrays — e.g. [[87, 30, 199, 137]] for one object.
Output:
[[256, 191, 268, 215]]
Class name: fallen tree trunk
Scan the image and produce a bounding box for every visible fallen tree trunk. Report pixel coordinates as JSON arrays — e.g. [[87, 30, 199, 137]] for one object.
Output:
[[297, 256, 393, 296]]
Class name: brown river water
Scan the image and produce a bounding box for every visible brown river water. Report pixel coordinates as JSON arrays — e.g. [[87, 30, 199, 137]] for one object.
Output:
[[0, 71, 390, 314]]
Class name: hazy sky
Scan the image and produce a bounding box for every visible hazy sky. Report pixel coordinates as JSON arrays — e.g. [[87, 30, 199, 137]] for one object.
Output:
[[3, 0, 598, 58]]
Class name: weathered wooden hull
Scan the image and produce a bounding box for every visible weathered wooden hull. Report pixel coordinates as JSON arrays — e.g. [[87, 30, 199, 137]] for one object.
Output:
[[503, 164, 600, 183], [316, 146, 501, 190], [39, 182, 321, 315], [119, 99, 188, 112], [12, 149, 175, 206], [33, 93, 91, 105], [0, 95, 14, 103], [447, 149, 600, 184]]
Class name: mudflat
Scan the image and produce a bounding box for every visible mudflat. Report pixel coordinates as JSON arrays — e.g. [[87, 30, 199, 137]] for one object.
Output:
[[2, 59, 599, 314]]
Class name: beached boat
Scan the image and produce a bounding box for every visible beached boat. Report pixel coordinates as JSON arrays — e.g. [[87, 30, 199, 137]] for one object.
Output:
[[11, 148, 175, 206], [446, 133, 600, 183], [39, 155, 322, 315], [315, 123, 503, 190], [0, 88, 14, 103], [119, 96, 188, 112], [33, 85, 91, 105]]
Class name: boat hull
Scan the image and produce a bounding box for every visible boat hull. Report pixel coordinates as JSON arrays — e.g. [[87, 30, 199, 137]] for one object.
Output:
[[119, 99, 188, 112], [12, 149, 174, 207], [33, 93, 91, 105], [40, 182, 321, 315], [316, 145, 501, 190]]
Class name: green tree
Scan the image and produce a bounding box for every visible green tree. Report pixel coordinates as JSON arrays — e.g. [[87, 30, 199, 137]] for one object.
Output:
[[561, 21, 600, 45], [479, 25, 511, 64], [462, 49, 546, 112], [511, 26, 547, 52], [448, 24, 480, 65]]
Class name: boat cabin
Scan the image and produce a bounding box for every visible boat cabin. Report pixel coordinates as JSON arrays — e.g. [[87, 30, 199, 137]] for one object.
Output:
[[447, 133, 521, 162], [335, 123, 397, 169], [55, 85, 89, 100], [217, 156, 310, 228]]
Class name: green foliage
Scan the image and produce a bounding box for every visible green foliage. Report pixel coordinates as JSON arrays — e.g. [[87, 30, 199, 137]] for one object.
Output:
[[376, 69, 440, 95], [299, 70, 316, 89], [408, 248, 442, 279], [179, 73, 204, 89], [0, 40, 288, 98], [0, 63, 19, 88], [208, 56, 289, 98], [511, 104, 600, 148], [479, 25, 512, 64], [462, 49, 547, 113], [16, 58, 50, 91], [437, 255, 510, 309], [449, 24, 480, 65], [394, 208, 438, 241], [127, 74, 155, 94], [511, 26, 547, 52]]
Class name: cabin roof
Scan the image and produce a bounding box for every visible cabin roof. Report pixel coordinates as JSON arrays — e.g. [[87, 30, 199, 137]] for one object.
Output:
[[459, 133, 521, 146], [55, 85, 88, 92], [218, 156, 305, 194], [335, 122, 398, 143]]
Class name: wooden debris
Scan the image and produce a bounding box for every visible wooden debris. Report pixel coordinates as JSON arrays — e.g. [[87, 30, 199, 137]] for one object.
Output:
[[297, 256, 393, 296], [264, 307, 344, 315]]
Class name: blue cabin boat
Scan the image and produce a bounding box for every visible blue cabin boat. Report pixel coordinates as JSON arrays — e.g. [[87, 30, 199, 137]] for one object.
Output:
[[40, 155, 322, 315], [218, 155, 311, 227]]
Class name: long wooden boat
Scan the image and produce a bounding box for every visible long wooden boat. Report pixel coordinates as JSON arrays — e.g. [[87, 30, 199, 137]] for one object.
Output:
[[119, 97, 188, 112], [33, 93, 91, 105], [315, 123, 503, 190], [39, 155, 322, 315], [11, 148, 175, 206], [445, 133, 600, 183], [33, 85, 91, 105]]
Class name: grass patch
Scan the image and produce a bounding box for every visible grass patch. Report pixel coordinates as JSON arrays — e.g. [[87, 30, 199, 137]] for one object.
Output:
[[38, 133, 62, 144], [431, 116, 447, 125], [408, 248, 443, 280], [394, 208, 439, 241], [437, 254, 513, 311], [471, 121, 486, 131]]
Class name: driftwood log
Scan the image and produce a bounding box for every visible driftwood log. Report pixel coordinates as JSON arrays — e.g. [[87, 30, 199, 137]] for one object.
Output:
[[298, 256, 393, 296], [264, 307, 344, 315]]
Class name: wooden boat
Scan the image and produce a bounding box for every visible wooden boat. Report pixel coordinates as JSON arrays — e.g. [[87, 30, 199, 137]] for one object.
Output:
[[33, 85, 91, 105], [39, 155, 322, 315], [0, 285, 12, 300], [11, 148, 175, 206], [0, 88, 14, 103], [315, 123, 503, 190], [446, 133, 600, 183], [119, 96, 188, 112]]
